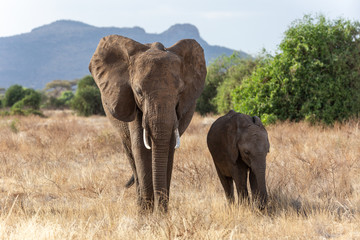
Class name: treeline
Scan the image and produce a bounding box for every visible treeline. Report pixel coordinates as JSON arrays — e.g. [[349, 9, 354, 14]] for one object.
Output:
[[1, 14, 359, 125], [197, 14, 360, 125], [0, 76, 104, 117]]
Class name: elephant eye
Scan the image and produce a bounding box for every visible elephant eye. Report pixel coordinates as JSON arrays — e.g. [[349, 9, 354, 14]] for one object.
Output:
[[135, 88, 143, 97], [244, 150, 250, 155]]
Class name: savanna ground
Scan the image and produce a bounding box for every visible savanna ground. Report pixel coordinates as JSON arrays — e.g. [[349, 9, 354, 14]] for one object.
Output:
[[0, 111, 359, 239]]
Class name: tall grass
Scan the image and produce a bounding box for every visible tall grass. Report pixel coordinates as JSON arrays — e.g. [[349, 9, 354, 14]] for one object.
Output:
[[0, 111, 359, 239]]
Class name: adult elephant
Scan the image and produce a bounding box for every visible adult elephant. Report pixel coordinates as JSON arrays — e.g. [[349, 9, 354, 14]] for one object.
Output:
[[89, 35, 206, 212], [207, 110, 270, 208]]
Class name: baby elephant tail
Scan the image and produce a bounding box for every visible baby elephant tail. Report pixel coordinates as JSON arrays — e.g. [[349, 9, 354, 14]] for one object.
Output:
[[125, 175, 135, 188]]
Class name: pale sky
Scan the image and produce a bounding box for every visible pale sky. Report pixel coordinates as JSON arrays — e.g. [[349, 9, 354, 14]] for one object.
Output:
[[1, 0, 359, 55]]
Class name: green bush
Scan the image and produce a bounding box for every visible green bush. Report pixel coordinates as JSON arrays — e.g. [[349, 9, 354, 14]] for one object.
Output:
[[45, 97, 64, 109], [46, 91, 74, 109], [71, 76, 104, 116], [3, 84, 25, 107], [214, 57, 260, 114], [22, 89, 41, 109], [11, 89, 41, 110], [196, 52, 245, 115], [77, 75, 97, 89], [232, 15, 360, 125], [58, 91, 74, 106], [2, 85, 43, 116], [10, 107, 44, 117]]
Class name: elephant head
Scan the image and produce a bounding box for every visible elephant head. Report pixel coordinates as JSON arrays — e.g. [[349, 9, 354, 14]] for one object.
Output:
[[236, 114, 270, 207], [89, 35, 206, 211]]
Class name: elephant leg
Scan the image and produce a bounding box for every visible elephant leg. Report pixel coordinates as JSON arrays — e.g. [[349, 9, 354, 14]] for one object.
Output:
[[123, 141, 138, 189], [129, 113, 154, 211], [215, 165, 234, 204], [233, 159, 249, 204], [118, 122, 139, 190]]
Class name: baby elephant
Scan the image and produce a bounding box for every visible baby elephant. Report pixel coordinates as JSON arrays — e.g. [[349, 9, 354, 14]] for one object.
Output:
[[207, 110, 270, 208]]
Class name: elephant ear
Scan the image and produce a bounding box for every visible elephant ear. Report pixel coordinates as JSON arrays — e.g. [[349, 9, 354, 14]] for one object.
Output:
[[89, 35, 149, 122], [167, 39, 207, 119], [252, 116, 264, 127]]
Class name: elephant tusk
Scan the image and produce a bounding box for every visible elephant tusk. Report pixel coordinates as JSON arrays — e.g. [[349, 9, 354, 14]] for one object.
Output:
[[143, 128, 151, 150], [174, 128, 180, 149]]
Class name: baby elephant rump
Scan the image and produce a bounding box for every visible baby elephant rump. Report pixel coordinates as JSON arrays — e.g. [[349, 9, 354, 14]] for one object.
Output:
[[207, 110, 270, 208]]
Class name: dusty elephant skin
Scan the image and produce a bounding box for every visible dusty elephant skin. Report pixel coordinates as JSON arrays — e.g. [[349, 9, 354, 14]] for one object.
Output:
[[89, 35, 206, 212], [207, 110, 270, 208]]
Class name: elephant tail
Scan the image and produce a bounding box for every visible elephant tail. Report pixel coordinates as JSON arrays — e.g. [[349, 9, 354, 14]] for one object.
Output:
[[125, 175, 135, 188]]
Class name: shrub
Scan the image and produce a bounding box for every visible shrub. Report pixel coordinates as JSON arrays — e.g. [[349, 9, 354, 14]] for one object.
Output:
[[11, 89, 41, 110], [196, 52, 245, 115], [214, 57, 260, 114], [232, 15, 360, 125], [77, 75, 97, 89], [3, 84, 25, 107], [22, 89, 41, 109], [71, 76, 104, 116], [58, 91, 74, 106]]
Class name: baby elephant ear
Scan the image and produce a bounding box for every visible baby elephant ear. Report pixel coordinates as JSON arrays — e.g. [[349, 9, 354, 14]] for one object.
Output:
[[252, 116, 263, 126], [89, 35, 148, 122], [166, 39, 207, 115]]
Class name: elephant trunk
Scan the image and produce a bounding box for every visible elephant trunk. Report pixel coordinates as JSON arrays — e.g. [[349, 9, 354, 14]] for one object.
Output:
[[147, 109, 177, 212], [252, 164, 268, 209], [152, 133, 171, 211]]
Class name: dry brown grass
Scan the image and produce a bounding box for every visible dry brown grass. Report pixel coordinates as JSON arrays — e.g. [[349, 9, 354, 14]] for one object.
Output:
[[0, 111, 359, 239]]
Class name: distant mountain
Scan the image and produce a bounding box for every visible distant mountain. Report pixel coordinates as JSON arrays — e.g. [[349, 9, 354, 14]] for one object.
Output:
[[0, 20, 249, 89]]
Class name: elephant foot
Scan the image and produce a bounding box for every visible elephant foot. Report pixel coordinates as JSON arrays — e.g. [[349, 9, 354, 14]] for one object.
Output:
[[137, 199, 169, 214], [137, 199, 154, 213], [252, 194, 268, 210], [136, 193, 155, 213]]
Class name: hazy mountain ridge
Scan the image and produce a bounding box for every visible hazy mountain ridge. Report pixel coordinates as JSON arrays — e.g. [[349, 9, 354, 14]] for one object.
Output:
[[0, 20, 249, 89]]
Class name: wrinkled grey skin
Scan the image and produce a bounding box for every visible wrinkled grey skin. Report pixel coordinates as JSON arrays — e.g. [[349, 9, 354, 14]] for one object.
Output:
[[207, 110, 270, 208], [89, 35, 206, 212]]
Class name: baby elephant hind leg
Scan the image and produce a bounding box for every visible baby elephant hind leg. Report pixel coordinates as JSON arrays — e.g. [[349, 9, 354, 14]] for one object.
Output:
[[215, 166, 234, 203]]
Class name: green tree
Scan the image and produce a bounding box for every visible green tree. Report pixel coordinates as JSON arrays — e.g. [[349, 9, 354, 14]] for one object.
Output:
[[44, 79, 76, 98], [42, 79, 77, 109], [214, 57, 260, 114], [58, 91, 74, 106], [77, 75, 97, 89], [11, 89, 41, 110], [196, 52, 246, 115], [7, 87, 43, 116], [233, 14, 360, 125], [45, 90, 74, 109], [71, 75, 104, 116], [0, 87, 5, 107], [22, 89, 41, 109], [3, 84, 25, 107], [0, 88, 4, 108]]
